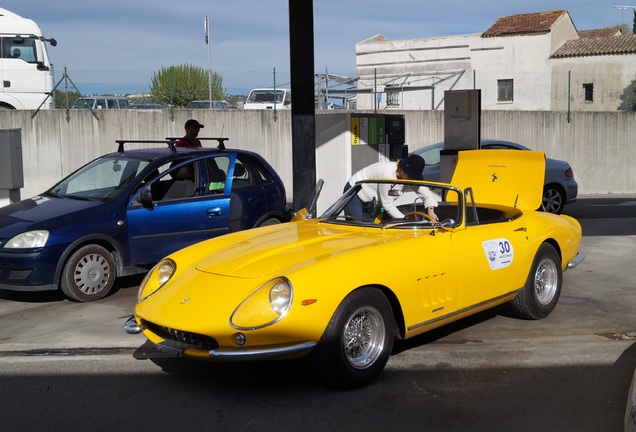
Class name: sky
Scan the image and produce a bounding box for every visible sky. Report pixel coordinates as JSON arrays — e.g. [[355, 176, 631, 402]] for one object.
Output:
[[1, 1, 630, 92]]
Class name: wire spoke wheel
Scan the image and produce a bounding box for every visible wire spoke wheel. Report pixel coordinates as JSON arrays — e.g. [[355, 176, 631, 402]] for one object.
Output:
[[343, 306, 386, 369], [314, 288, 395, 388], [534, 256, 559, 305], [510, 243, 562, 319]]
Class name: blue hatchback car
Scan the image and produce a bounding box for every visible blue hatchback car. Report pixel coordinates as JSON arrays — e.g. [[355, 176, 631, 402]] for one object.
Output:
[[0, 141, 290, 302]]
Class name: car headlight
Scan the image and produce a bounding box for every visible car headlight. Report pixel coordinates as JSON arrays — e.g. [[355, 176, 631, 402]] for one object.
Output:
[[230, 277, 293, 330], [5, 230, 49, 249], [137, 259, 176, 302]]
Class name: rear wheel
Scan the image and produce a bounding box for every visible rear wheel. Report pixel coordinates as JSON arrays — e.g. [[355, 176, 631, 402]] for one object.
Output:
[[510, 243, 562, 319], [541, 185, 565, 214], [60, 244, 116, 302], [313, 288, 395, 388]]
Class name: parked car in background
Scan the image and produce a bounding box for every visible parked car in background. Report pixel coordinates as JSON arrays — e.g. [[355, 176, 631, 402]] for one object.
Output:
[[129, 103, 164, 109], [125, 149, 584, 388], [413, 139, 578, 214], [186, 100, 230, 109], [72, 96, 129, 109], [0, 141, 290, 302], [243, 88, 291, 110]]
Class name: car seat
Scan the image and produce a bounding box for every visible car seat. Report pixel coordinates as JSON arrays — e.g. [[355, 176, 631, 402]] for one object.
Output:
[[163, 165, 195, 199]]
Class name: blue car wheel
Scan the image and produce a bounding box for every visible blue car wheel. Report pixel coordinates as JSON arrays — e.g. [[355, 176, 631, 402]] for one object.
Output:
[[60, 244, 116, 302]]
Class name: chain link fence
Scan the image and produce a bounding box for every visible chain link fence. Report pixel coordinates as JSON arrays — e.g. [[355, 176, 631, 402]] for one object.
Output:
[[45, 68, 636, 112]]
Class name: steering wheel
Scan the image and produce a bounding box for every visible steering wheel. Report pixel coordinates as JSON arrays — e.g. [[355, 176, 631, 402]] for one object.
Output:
[[404, 211, 436, 222]]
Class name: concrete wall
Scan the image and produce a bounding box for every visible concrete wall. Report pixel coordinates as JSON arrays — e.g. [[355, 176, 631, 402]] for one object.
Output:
[[0, 109, 635, 209]]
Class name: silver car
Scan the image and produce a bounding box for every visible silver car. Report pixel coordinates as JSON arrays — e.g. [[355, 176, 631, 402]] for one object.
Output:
[[413, 139, 578, 214]]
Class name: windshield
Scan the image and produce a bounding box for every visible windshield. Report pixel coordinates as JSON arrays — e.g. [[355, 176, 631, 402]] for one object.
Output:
[[48, 156, 151, 201], [320, 180, 461, 228]]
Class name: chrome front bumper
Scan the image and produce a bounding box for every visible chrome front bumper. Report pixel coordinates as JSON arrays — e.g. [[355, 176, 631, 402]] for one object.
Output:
[[209, 342, 317, 362], [124, 316, 146, 334], [124, 316, 317, 361]]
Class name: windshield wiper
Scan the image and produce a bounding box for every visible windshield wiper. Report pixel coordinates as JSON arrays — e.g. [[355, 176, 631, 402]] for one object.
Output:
[[63, 194, 98, 202]]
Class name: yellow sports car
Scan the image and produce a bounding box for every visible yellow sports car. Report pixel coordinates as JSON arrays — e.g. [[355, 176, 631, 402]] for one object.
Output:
[[125, 150, 584, 388]]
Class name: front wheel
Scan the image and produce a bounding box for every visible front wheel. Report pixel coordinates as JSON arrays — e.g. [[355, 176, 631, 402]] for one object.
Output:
[[510, 243, 562, 319], [258, 217, 281, 227], [60, 244, 116, 302], [313, 288, 395, 389]]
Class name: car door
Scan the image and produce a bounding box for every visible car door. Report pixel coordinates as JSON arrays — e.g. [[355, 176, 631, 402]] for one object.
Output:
[[126, 159, 231, 265], [450, 213, 534, 310], [227, 155, 267, 231]]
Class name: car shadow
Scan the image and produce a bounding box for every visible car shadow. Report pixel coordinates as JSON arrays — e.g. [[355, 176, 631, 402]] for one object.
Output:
[[0, 273, 146, 303], [392, 307, 502, 355]]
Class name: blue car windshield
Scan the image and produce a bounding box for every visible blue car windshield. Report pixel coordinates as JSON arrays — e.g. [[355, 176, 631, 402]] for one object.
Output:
[[48, 156, 151, 201]]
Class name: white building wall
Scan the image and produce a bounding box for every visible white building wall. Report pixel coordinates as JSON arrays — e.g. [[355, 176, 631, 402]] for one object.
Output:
[[551, 55, 636, 111]]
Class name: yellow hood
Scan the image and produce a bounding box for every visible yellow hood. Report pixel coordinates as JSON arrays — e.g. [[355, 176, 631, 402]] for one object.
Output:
[[193, 222, 402, 278]]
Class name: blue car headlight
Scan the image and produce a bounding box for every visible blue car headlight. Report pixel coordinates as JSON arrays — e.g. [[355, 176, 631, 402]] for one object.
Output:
[[230, 277, 293, 330], [137, 259, 176, 302], [5, 230, 49, 248]]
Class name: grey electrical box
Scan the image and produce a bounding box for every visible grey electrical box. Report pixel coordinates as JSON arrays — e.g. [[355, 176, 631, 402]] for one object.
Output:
[[0, 129, 24, 189]]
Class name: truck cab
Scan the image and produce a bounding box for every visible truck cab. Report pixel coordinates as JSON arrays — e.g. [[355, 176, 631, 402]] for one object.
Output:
[[0, 8, 56, 109]]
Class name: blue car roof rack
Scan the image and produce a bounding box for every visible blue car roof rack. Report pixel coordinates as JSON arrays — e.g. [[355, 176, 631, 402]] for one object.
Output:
[[164, 137, 229, 150], [115, 140, 177, 153]]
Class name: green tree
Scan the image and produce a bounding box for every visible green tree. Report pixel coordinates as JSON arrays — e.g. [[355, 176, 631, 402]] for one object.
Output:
[[150, 64, 224, 107], [53, 90, 81, 109]]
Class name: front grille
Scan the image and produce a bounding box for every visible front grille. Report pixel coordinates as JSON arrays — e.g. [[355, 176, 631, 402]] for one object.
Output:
[[145, 321, 219, 351]]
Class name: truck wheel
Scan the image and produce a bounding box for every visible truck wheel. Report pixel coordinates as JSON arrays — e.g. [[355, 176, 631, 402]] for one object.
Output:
[[313, 288, 395, 388], [510, 243, 562, 319], [60, 244, 116, 302]]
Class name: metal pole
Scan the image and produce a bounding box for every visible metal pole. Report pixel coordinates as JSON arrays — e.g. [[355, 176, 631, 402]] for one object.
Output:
[[567, 70, 571, 123], [206, 16, 212, 109], [273, 67, 277, 121]]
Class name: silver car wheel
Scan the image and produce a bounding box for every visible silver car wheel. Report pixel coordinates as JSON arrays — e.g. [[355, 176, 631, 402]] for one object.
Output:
[[74, 253, 112, 294], [542, 187, 564, 214], [342, 305, 386, 369], [61, 244, 116, 302], [534, 256, 559, 305]]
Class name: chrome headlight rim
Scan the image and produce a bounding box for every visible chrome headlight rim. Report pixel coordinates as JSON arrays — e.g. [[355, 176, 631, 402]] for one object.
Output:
[[230, 276, 293, 331], [5, 230, 49, 249], [137, 258, 176, 303]]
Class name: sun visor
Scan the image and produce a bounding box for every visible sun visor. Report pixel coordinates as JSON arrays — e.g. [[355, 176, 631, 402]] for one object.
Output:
[[450, 149, 545, 211]]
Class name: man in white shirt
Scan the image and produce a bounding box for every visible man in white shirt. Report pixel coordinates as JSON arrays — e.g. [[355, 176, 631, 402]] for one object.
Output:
[[343, 154, 438, 221]]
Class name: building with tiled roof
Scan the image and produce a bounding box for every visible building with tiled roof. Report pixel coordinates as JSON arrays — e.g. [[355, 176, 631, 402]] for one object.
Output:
[[355, 10, 635, 111], [482, 10, 568, 37]]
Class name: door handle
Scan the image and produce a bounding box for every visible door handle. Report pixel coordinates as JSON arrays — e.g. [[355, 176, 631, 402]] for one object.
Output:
[[206, 207, 223, 217], [247, 196, 259, 205]]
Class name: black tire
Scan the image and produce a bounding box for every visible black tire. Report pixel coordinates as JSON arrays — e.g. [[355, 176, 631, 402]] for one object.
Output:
[[541, 185, 565, 214], [60, 244, 116, 302], [258, 217, 280, 227], [510, 243, 562, 319], [313, 288, 395, 389]]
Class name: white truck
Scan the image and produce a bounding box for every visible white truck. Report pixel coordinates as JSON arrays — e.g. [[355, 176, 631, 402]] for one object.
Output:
[[243, 88, 291, 110], [0, 8, 57, 109]]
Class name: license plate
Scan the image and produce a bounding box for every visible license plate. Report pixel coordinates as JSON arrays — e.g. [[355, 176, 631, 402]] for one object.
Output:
[[156, 343, 183, 357]]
